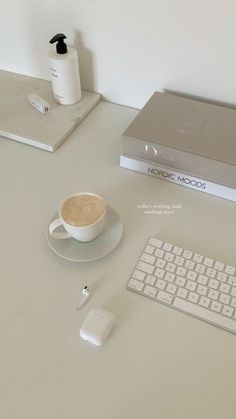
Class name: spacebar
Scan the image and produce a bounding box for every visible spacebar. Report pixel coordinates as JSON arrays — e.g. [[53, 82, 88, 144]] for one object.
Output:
[[173, 297, 236, 333]]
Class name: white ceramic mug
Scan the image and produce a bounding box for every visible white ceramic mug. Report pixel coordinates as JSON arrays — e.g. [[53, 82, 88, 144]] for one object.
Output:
[[49, 192, 107, 242]]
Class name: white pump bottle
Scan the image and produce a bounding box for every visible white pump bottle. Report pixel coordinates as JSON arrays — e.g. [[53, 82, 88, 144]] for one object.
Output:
[[48, 33, 81, 105]]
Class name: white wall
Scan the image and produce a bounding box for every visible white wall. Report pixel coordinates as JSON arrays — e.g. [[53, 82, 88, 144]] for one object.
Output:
[[1, 0, 236, 109]]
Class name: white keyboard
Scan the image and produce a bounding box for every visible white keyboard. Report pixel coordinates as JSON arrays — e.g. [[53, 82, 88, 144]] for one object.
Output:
[[127, 237, 236, 334]]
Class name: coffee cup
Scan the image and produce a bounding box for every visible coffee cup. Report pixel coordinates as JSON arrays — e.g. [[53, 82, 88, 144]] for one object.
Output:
[[49, 192, 107, 242]]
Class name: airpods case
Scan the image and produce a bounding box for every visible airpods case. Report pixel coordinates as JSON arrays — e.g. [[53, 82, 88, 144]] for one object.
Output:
[[80, 308, 115, 346]]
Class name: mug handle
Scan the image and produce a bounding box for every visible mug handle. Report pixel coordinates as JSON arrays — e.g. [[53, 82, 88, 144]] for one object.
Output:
[[49, 218, 71, 239]]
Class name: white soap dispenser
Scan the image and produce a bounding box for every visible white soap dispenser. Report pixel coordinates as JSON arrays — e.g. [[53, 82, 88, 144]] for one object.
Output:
[[48, 33, 81, 105]]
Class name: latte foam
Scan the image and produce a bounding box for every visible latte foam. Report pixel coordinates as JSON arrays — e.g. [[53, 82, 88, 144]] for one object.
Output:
[[61, 194, 106, 227]]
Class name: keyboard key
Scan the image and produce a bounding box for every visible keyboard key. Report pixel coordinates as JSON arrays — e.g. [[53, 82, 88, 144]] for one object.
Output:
[[174, 256, 184, 266], [217, 272, 227, 282], [133, 270, 145, 281], [211, 301, 222, 313], [154, 248, 164, 258], [137, 261, 154, 274], [214, 261, 224, 271], [156, 258, 166, 268], [199, 296, 210, 308], [145, 245, 155, 255], [175, 276, 186, 287], [203, 257, 214, 267], [166, 283, 177, 294], [163, 242, 173, 252], [197, 274, 208, 285], [182, 249, 193, 259], [209, 279, 219, 290], [228, 276, 236, 286], [149, 238, 163, 248], [177, 288, 188, 299], [184, 260, 195, 270], [176, 267, 187, 277], [166, 263, 176, 273], [145, 275, 156, 286], [219, 283, 230, 294], [197, 285, 207, 296], [225, 265, 235, 275], [186, 280, 196, 291], [231, 287, 236, 297], [193, 253, 203, 263], [155, 268, 165, 279], [143, 285, 157, 298], [188, 292, 199, 303], [195, 264, 206, 274], [164, 252, 175, 262], [206, 268, 216, 278], [141, 253, 156, 265], [156, 290, 173, 304], [172, 246, 183, 255], [208, 289, 219, 300], [222, 306, 234, 318], [186, 270, 197, 281], [165, 272, 175, 282], [219, 294, 230, 305], [156, 279, 166, 290], [128, 278, 144, 292], [231, 298, 236, 308]]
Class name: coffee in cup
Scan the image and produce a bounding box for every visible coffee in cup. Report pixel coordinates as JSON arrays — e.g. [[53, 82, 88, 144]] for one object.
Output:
[[49, 193, 107, 242]]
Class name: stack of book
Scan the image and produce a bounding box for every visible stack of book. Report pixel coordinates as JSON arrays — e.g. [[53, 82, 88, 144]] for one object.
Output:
[[120, 91, 236, 202]]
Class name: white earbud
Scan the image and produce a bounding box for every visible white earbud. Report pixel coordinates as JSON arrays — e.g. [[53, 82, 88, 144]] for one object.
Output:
[[76, 286, 91, 310]]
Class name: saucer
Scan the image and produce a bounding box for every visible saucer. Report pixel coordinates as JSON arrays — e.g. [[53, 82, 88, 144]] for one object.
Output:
[[46, 207, 123, 262]]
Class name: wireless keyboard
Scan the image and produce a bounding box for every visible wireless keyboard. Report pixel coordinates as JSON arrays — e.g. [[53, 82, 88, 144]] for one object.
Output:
[[127, 237, 236, 334]]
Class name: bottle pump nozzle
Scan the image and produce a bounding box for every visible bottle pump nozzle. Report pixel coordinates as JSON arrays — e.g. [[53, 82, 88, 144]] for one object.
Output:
[[49, 33, 67, 54]]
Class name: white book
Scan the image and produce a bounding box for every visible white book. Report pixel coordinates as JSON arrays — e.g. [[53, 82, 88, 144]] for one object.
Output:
[[120, 154, 236, 202]]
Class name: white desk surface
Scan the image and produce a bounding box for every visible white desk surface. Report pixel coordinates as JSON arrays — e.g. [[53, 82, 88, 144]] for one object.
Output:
[[0, 100, 236, 419]]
